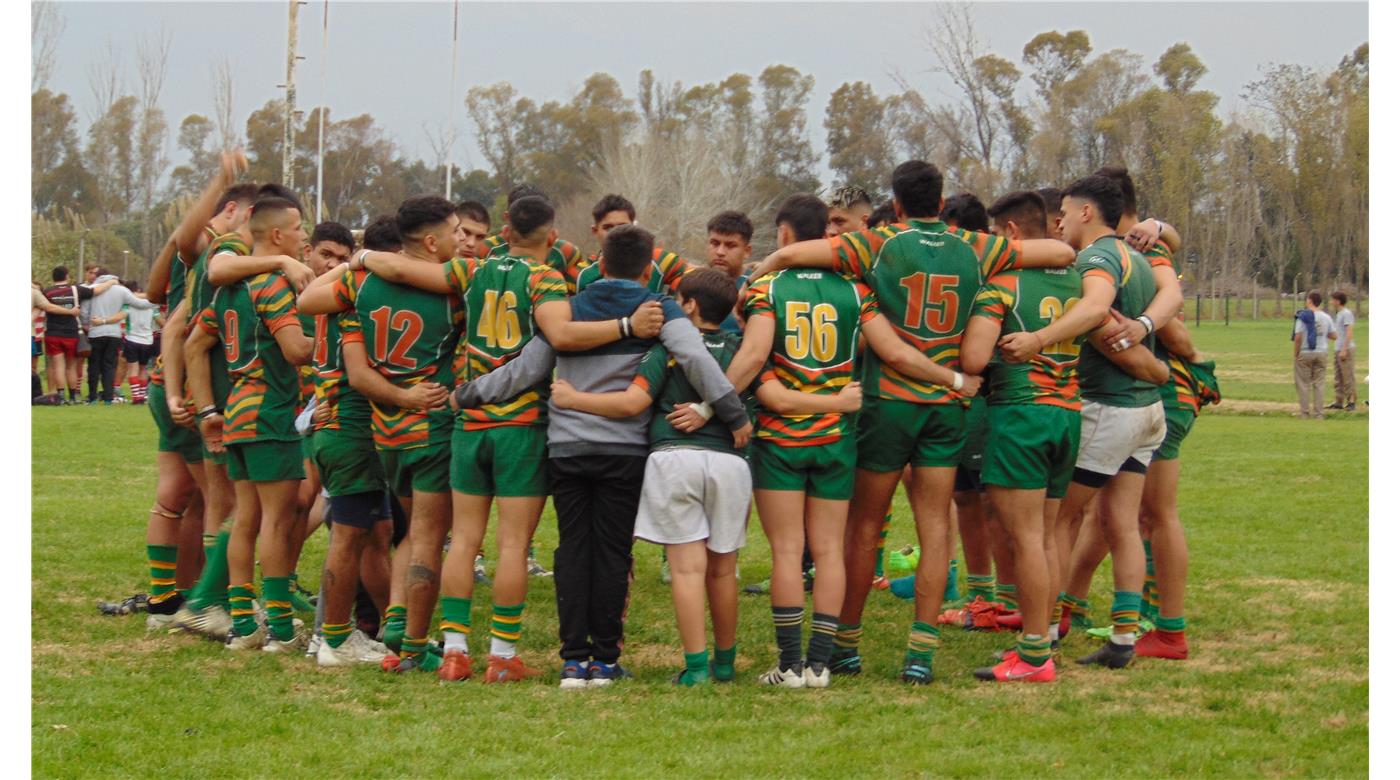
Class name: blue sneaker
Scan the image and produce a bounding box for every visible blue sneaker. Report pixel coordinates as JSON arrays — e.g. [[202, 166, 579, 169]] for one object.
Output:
[[586, 661, 633, 687], [559, 660, 589, 690]]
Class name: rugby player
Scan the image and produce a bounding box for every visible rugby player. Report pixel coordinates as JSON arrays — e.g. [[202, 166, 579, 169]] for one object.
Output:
[[825, 185, 873, 237], [477, 186, 589, 292], [574, 194, 691, 295]]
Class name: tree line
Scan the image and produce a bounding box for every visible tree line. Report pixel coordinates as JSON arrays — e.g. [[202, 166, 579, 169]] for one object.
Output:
[[30, 5, 1367, 309]]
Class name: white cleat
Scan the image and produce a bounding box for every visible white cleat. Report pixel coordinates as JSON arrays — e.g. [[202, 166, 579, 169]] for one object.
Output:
[[171, 604, 233, 640], [145, 612, 177, 632], [803, 665, 831, 689], [263, 626, 310, 654], [317, 630, 391, 667], [225, 624, 268, 651], [758, 665, 806, 688]]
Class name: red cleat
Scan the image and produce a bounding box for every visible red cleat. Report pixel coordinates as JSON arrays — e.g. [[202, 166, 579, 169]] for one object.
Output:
[[966, 597, 1016, 632], [484, 654, 543, 683], [973, 655, 1056, 682], [872, 576, 890, 590], [381, 653, 402, 672], [437, 649, 475, 681], [995, 611, 1023, 630], [1134, 630, 1188, 659]]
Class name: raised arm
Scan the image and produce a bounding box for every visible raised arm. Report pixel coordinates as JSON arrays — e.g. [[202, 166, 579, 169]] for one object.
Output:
[[173, 150, 247, 261], [145, 238, 179, 305]]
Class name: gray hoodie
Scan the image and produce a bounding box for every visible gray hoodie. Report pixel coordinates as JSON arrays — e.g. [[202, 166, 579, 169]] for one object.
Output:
[[86, 274, 156, 339]]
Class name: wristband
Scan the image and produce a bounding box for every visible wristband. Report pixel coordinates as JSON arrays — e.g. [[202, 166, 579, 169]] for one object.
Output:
[[1153, 219, 1165, 238], [622, 316, 632, 338], [952, 372, 965, 392], [688, 401, 714, 421], [1136, 314, 1155, 335], [197, 406, 218, 420], [354, 249, 370, 271], [617, 318, 627, 338]]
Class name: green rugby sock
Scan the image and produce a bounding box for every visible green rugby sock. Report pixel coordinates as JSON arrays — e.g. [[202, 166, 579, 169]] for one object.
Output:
[[490, 602, 525, 656], [943, 559, 960, 601], [263, 576, 294, 641], [833, 623, 862, 656], [1017, 633, 1052, 666], [147, 544, 178, 605], [712, 645, 736, 681], [1110, 590, 1142, 635], [229, 582, 258, 637], [439, 596, 472, 654], [383, 604, 407, 650], [1156, 615, 1186, 634], [678, 650, 710, 686], [201, 533, 216, 552], [772, 606, 804, 672], [322, 621, 353, 648], [401, 636, 441, 670], [905, 621, 940, 667], [874, 513, 892, 578], [995, 582, 1019, 610], [967, 574, 995, 602], [188, 528, 232, 609]]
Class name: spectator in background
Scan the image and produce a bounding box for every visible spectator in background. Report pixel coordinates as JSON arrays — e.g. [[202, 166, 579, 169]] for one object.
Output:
[[85, 267, 157, 404], [32, 283, 81, 403], [121, 280, 161, 404], [1293, 291, 1337, 420], [1327, 291, 1357, 412], [42, 266, 115, 404]]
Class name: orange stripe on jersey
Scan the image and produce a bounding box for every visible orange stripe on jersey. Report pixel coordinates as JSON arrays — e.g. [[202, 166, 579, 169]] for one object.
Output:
[[1081, 268, 1113, 283], [756, 412, 843, 446]]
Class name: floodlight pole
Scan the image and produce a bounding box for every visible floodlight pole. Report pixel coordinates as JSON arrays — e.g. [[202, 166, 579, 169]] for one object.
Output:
[[315, 0, 328, 222], [282, 0, 305, 189]]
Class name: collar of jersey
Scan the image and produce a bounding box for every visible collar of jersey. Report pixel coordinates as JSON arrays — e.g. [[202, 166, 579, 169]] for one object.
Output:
[[904, 217, 949, 232]]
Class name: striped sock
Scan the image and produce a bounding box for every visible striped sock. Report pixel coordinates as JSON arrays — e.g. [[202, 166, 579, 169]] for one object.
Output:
[[712, 644, 736, 681], [905, 621, 940, 667], [229, 582, 258, 637], [322, 621, 353, 649], [202, 533, 216, 552], [967, 574, 995, 601], [772, 606, 804, 672], [263, 576, 294, 641], [489, 602, 524, 658], [995, 582, 1019, 609], [806, 612, 839, 670], [834, 623, 863, 655], [1156, 615, 1186, 634], [439, 596, 472, 654], [146, 544, 178, 605], [188, 528, 232, 610], [1143, 541, 1160, 621], [874, 513, 892, 578], [1017, 633, 1053, 666], [1111, 589, 1142, 637]]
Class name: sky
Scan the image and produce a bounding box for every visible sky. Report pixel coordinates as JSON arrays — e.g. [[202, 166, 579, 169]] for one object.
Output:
[[39, 1, 1369, 183]]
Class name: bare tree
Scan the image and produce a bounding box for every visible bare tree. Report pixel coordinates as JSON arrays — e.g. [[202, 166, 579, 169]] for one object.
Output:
[[134, 30, 172, 255], [31, 1, 66, 92], [210, 57, 239, 150], [85, 37, 122, 125]]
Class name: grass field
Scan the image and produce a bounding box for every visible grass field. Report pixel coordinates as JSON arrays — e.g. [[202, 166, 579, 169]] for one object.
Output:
[[31, 320, 1368, 777]]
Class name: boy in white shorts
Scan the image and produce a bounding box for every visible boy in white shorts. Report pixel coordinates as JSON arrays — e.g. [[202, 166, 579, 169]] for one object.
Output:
[[550, 269, 822, 685]]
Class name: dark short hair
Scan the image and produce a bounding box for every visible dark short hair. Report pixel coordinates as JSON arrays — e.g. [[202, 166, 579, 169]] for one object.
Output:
[[1332, 291, 1349, 305], [212, 183, 258, 219], [256, 183, 303, 214], [602, 224, 654, 280], [940, 193, 989, 233], [508, 195, 555, 239], [1037, 187, 1063, 215], [311, 221, 355, 251], [987, 191, 1048, 238], [826, 185, 872, 210], [126, 279, 141, 293], [1308, 291, 1323, 307], [591, 194, 636, 224], [507, 183, 546, 205], [775, 194, 828, 242], [456, 200, 490, 228], [362, 215, 401, 252], [1063, 175, 1124, 231], [869, 200, 896, 229], [677, 267, 738, 325], [51, 266, 68, 282], [706, 210, 753, 243], [1094, 166, 1137, 218], [88, 266, 106, 277], [249, 197, 303, 238], [891, 160, 943, 218], [395, 196, 458, 241]]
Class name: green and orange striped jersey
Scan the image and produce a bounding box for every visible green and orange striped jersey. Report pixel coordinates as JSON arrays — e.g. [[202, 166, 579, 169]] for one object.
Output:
[[479, 235, 589, 293], [1144, 240, 1178, 275], [195, 271, 303, 445], [827, 219, 1023, 405], [333, 266, 464, 450], [184, 232, 250, 408], [575, 246, 691, 295], [744, 269, 877, 447], [1141, 243, 1199, 413], [444, 253, 567, 429], [1074, 236, 1159, 408], [297, 313, 317, 409], [311, 308, 373, 434], [971, 268, 1085, 410]]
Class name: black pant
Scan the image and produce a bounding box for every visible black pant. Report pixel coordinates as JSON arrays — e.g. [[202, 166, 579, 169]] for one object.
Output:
[[549, 454, 647, 664], [86, 336, 122, 402]]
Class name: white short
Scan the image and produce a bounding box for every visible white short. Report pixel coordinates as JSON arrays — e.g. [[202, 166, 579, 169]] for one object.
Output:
[[634, 448, 752, 554], [1074, 400, 1166, 476]]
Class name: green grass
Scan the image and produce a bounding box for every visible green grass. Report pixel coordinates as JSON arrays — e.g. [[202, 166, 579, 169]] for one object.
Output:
[[1185, 319, 1367, 408], [32, 342, 1367, 777]]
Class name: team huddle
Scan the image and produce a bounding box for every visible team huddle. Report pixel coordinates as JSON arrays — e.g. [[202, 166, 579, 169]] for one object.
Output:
[[112, 149, 1219, 687]]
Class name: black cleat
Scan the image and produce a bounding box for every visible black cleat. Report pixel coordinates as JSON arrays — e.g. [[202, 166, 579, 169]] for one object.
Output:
[[1075, 641, 1135, 669], [97, 593, 149, 616]]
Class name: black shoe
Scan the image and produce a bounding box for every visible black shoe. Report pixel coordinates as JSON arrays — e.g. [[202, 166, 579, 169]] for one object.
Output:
[[147, 593, 185, 615], [1346, 403, 1356, 411], [1325, 402, 1344, 410], [1075, 641, 1135, 669], [97, 593, 149, 616]]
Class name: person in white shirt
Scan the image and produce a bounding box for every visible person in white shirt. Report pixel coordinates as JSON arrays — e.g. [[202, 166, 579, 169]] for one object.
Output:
[[1327, 291, 1358, 411], [120, 280, 163, 404], [1293, 291, 1337, 420]]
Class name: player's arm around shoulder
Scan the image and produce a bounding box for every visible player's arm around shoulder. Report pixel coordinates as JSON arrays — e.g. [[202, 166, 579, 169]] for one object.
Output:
[[552, 343, 664, 419]]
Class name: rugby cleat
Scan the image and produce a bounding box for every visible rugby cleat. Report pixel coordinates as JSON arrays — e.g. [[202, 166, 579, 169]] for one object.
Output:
[[803, 664, 831, 689], [872, 575, 890, 590], [172, 604, 233, 640], [436, 649, 475, 681], [97, 593, 149, 616], [973, 656, 1056, 683], [828, 651, 863, 677], [473, 554, 491, 585], [886, 545, 920, 574], [526, 557, 553, 578], [758, 665, 806, 688], [1133, 630, 1188, 660], [263, 625, 310, 655], [1075, 641, 1135, 669], [484, 654, 543, 683], [225, 624, 268, 651], [900, 662, 933, 685], [317, 630, 389, 667], [660, 558, 672, 584]]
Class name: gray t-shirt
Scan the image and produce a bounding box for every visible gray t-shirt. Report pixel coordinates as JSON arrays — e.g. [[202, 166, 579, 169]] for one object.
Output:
[[1294, 310, 1336, 355], [1334, 308, 1356, 352]]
